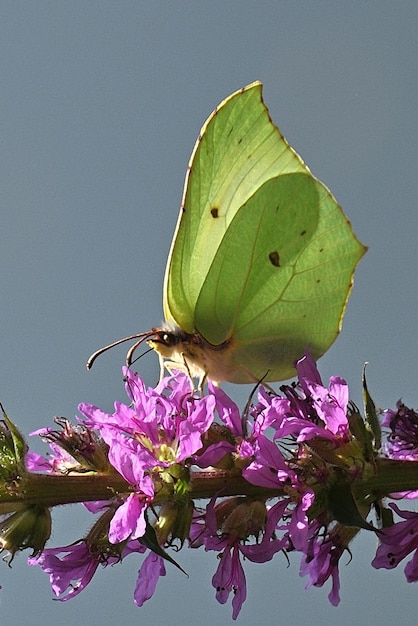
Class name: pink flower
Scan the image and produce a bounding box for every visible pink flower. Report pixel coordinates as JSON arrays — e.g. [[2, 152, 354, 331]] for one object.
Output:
[[372, 503, 418, 581]]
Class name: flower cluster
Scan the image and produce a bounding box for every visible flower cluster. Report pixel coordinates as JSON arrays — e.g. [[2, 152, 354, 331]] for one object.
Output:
[[1, 356, 418, 618]]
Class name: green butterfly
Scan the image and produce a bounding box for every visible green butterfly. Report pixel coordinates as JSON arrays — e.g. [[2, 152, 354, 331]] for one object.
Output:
[[88, 81, 366, 383]]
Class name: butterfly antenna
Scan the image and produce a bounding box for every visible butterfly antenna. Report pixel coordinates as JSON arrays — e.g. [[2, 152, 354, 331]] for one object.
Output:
[[126, 338, 155, 367], [128, 345, 154, 367], [86, 331, 155, 370]]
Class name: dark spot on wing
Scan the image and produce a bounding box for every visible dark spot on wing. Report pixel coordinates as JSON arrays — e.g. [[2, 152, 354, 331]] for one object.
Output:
[[300, 229, 307, 236], [211, 207, 219, 218], [269, 251, 280, 267]]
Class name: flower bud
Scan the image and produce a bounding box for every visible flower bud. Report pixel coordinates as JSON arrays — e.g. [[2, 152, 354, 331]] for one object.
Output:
[[154, 499, 194, 546], [0, 505, 51, 559], [215, 497, 267, 540]]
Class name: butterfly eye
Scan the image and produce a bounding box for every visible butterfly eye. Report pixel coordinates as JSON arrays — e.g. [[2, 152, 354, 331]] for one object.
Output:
[[157, 331, 185, 348]]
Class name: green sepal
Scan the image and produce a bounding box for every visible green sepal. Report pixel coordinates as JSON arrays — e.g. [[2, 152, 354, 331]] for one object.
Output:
[[328, 477, 375, 531], [347, 405, 375, 463], [0, 403, 28, 478], [139, 515, 188, 576], [362, 364, 381, 451], [371, 498, 394, 530]]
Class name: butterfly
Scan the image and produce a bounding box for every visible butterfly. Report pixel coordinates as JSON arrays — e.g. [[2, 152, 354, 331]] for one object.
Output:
[[87, 81, 366, 384]]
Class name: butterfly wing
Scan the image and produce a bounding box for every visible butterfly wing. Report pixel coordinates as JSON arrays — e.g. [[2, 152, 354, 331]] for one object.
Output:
[[164, 81, 307, 332], [194, 173, 365, 381], [162, 82, 366, 383]]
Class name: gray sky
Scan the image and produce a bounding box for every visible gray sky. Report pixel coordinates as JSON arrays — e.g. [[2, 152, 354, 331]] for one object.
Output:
[[1, 2, 417, 625]]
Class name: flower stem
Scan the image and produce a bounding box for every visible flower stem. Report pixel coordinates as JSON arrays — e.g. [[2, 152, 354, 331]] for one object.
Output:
[[355, 458, 418, 499], [187, 470, 282, 500], [0, 471, 130, 510]]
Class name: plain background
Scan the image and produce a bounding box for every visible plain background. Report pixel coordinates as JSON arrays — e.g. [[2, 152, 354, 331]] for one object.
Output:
[[0, 2, 417, 624]]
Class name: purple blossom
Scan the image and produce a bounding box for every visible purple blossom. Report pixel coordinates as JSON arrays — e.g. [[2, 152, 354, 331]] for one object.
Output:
[[372, 503, 418, 581], [242, 433, 293, 488], [80, 368, 215, 466], [25, 441, 79, 474], [78, 368, 216, 544], [29, 539, 151, 601], [108, 479, 153, 544], [134, 552, 166, 606], [252, 354, 351, 447], [299, 525, 344, 606], [302, 376, 350, 438], [212, 544, 247, 620], [25, 450, 55, 472], [192, 497, 289, 619], [291, 357, 350, 442], [287, 489, 315, 552], [11, 353, 418, 615], [239, 500, 289, 562], [383, 401, 418, 461], [208, 382, 243, 435], [28, 541, 129, 601], [196, 500, 250, 619]]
